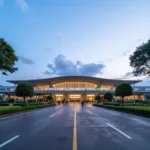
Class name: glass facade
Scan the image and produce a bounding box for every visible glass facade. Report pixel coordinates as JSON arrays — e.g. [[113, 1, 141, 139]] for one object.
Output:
[[53, 82, 97, 89]]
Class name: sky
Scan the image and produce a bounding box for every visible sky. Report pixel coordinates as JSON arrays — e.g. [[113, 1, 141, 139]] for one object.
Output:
[[0, 0, 150, 86]]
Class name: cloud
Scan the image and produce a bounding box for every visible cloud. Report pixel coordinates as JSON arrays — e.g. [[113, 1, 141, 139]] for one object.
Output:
[[76, 60, 82, 66], [43, 71, 52, 76], [18, 56, 35, 65], [43, 54, 105, 76], [123, 50, 130, 56], [55, 32, 66, 45], [123, 72, 133, 78], [116, 72, 134, 80], [36, 76, 42, 79], [115, 72, 134, 80], [15, 0, 29, 12]]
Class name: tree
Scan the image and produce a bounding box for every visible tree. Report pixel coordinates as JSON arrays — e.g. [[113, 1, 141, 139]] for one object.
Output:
[[145, 94, 150, 100], [130, 39, 150, 76], [115, 83, 133, 106], [0, 38, 18, 75], [104, 92, 113, 102], [46, 94, 53, 102], [0, 95, 3, 103], [15, 82, 34, 105], [94, 95, 101, 103]]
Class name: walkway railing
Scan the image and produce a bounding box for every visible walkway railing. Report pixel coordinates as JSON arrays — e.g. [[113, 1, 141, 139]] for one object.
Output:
[[0, 88, 150, 94]]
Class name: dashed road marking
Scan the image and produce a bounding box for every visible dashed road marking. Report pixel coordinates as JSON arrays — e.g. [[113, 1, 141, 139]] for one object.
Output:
[[0, 135, 20, 148], [49, 113, 57, 118], [87, 110, 93, 114], [107, 123, 132, 139], [49, 109, 63, 118]]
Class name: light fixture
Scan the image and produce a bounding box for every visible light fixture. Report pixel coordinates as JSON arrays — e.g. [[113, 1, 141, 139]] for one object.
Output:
[[87, 94, 95, 97], [70, 95, 81, 97], [55, 94, 63, 97]]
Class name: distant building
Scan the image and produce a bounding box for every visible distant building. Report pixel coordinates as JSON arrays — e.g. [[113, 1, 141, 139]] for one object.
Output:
[[0, 76, 149, 102]]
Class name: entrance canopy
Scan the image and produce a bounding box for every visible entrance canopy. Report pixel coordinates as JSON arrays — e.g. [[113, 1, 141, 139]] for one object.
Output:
[[7, 76, 142, 86]]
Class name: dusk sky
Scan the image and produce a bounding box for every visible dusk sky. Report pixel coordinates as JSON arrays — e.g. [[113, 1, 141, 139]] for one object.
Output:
[[0, 0, 150, 86]]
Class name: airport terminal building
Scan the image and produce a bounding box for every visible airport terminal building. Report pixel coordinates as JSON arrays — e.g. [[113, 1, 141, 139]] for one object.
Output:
[[0, 76, 149, 102]]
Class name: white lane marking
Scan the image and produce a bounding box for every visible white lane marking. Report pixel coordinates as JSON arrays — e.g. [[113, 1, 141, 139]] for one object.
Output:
[[49, 113, 56, 118], [0, 135, 20, 148], [49, 109, 63, 118], [0, 112, 31, 120], [87, 110, 93, 114], [107, 123, 132, 139]]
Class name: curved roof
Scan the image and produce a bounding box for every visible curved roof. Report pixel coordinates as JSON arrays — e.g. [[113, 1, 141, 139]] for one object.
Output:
[[7, 76, 142, 86]]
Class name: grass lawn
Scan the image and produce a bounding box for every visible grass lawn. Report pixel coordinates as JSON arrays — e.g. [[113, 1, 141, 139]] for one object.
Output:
[[0, 106, 20, 110], [0, 103, 56, 116], [93, 103, 150, 117], [124, 106, 150, 110]]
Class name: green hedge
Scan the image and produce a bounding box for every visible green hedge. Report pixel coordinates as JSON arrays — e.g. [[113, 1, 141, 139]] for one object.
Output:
[[13, 103, 24, 106], [28, 103, 44, 106], [0, 104, 56, 115], [103, 102, 149, 106], [116, 100, 144, 103], [103, 102, 120, 106], [0, 103, 9, 106], [93, 104, 150, 117], [13, 103, 44, 107]]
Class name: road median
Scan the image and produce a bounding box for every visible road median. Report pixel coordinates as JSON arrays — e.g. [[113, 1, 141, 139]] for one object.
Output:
[[93, 103, 150, 117]]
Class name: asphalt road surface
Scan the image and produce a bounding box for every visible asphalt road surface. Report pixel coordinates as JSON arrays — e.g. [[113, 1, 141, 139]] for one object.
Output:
[[0, 103, 150, 150]]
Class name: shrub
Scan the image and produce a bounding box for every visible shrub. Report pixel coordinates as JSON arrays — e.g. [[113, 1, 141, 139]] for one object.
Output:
[[0, 103, 9, 106], [103, 102, 120, 106], [145, 94, 150, 99], [93, 104, 150, 117], [13, 103, 44, 107], [0, 104, 56, 115], [28, 103, 44, 106], [13, 103, 24, 106], [104, 92, 113, 101]]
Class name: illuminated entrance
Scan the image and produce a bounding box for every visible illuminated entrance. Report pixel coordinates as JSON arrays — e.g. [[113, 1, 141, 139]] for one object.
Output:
[[54, 94, 95, 102], [69, 94, 81, 102]]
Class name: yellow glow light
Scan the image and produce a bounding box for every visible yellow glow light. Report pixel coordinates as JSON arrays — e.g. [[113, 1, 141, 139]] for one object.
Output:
[[69, 95, 81, 97], [87, 95, 95, 97], [55, 95, 63, 97]]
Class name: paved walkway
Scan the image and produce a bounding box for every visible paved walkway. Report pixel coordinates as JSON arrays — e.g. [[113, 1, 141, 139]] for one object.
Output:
[[0, 103, 150, 150]]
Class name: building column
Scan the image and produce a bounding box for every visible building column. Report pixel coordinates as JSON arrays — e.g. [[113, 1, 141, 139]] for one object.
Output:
[[14, 94, 16, 103], [143, 94, 146, 101], [64, 93, 69, 102], [36, 96, 38, 103]]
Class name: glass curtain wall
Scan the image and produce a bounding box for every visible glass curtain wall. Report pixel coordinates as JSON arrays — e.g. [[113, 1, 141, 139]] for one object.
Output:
[[53, 82, 97, 89]]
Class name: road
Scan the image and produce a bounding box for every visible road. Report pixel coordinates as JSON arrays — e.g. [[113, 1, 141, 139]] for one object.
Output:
[[0, 103, 150, 150]]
